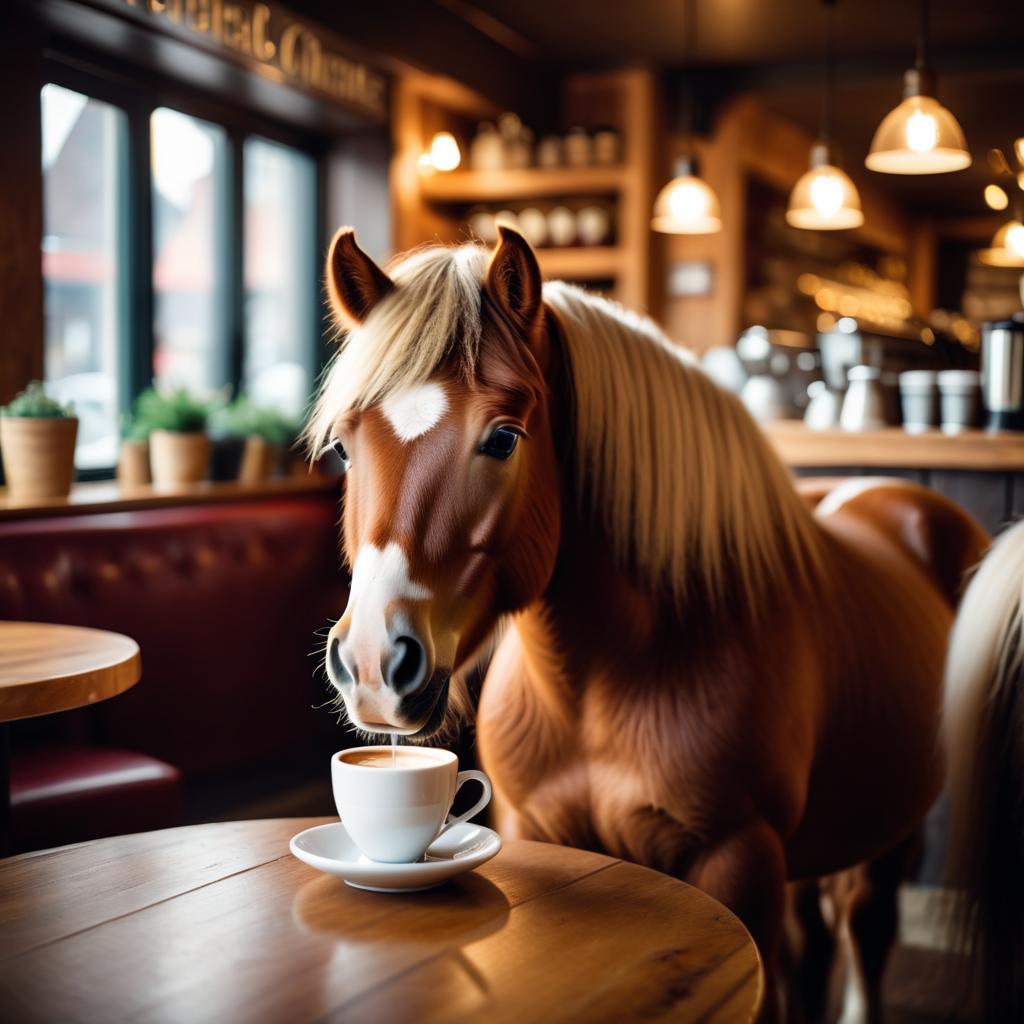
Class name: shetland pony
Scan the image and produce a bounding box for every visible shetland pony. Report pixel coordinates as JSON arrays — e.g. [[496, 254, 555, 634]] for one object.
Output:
[[944, 519, 1024, 1020], [310, 225, 987, 1021]]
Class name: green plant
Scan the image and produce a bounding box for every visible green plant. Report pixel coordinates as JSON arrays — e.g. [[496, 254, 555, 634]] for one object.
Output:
[[130, 388, 213, 435], [1, 381, 74, 418], [211, 395, 299, 445]]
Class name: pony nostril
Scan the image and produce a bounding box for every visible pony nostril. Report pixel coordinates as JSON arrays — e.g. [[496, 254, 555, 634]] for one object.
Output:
[[388, 635, 426, 694], [328, 637, 352, 686]]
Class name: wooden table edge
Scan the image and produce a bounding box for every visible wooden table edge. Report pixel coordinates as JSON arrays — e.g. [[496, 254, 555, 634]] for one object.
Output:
[[0, 623, 142, 722]]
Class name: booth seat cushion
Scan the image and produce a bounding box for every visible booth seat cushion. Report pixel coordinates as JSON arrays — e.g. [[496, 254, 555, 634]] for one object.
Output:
[[10, 744, 183, 852], [0, 494, 349, 778]]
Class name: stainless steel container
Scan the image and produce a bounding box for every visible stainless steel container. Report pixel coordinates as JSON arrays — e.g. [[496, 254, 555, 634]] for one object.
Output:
[[982, 317, 1024, 431]]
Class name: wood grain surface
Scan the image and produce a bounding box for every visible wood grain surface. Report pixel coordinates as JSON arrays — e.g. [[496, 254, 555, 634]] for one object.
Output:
[[763, 421, 1024, 470], [0, 622, 141, 722], [0, 818, 762, 1023], [0, 474, 340, 522]]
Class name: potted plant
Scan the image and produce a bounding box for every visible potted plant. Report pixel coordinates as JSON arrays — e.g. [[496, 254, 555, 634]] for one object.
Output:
[[208, 396, 249, 482], [211, 397, 298, 484], [132, 388, 212, 490], [0, 382, 78, 500], [117, 415, 152, 489]]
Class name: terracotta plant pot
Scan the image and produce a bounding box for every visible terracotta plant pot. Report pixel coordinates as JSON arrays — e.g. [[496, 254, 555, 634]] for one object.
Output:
[[117, 439, 151, 488], [0, 416, 78, 500], [148, 430, 210, 490], [239, 436, 270, 484]]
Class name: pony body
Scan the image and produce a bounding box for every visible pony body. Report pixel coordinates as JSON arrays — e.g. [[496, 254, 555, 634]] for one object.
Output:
[[312, 227, 988, 1021]]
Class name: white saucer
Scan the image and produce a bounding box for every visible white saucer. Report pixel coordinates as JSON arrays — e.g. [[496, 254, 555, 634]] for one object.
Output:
[[289, 820, 502, 892]]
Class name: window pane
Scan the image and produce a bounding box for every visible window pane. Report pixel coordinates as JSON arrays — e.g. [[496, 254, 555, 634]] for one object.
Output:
[[243, 137, 316, 419], [151, 107, 228, 395], [41, 84, 125, 469]]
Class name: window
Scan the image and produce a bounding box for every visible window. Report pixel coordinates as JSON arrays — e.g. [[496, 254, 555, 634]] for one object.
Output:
[[151, 108, 230, 395], [41, 84, 127, 469], [243, 138, 317, 420], [40, 77, 322, 471]]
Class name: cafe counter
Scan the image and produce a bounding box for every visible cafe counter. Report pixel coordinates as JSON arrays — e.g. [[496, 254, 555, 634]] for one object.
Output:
[[763, 422, 1024, 534]]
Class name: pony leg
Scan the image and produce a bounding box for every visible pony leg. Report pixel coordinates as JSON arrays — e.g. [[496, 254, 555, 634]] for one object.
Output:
[[837, 831, 921, 1024], [688, 820, 788, 1024], [784, 878, 836, 1024]]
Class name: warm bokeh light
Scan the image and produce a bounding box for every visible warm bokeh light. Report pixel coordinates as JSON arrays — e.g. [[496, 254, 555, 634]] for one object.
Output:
[[428, 132, 461, 172], [866, 94, 970, 175], [651, 168, 722, 234], [1016, 138, 1024, 165], [786, 156, 864, 231], [1008, 223, 1024, 258], [985, 184, 1009, 210], [905, 110, 937, 153], [978, 220, 1024, 268]]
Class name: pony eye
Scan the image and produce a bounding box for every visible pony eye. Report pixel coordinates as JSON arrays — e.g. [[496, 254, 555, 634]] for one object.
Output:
[[331, 439, 349, 466], [480, 426, 520, 460]]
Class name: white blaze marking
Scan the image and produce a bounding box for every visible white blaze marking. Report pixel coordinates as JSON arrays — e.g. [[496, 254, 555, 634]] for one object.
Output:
[[381, 383, 448, 442], [346, 543, 431, 686]]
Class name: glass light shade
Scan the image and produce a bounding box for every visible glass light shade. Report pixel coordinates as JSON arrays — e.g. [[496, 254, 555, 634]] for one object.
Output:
[[978, 220, 1024, 268], [428, 132, 461, 172], [786, 145, 864, 230], [866, 93, 970, 175], [651, 159, 722, 234]]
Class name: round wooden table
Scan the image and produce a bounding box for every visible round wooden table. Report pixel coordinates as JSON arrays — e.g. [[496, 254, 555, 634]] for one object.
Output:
[[0, 621, 141, 722], [0, 621, 141, 853], [0, 818, 762, 1023]]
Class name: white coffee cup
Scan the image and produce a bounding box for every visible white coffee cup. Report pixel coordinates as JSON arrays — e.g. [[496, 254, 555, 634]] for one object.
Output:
[[332, 746, 492, 864]]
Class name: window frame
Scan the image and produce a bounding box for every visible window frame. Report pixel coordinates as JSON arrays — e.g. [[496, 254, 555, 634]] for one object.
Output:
[[41, 47, 328, 476]]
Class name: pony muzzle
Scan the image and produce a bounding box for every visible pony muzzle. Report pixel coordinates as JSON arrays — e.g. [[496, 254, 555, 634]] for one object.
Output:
[[326, 618, 442, 734]]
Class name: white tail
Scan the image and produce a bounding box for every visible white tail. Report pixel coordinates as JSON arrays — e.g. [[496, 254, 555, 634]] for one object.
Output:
[[943, 518, 1024, 1018]]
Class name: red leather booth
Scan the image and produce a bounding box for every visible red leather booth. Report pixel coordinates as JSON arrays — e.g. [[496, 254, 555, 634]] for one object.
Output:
[[0, 489, 349, 852]]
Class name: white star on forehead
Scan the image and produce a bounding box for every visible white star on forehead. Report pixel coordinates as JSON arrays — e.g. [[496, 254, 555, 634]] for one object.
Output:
[[380, 383, 448, 442]]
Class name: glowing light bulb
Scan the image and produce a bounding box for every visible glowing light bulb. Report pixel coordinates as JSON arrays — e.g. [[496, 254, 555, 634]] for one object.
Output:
[[809, 172, 844, 219], [1007, 222, 1024, 259], [905, 110, 938, 153], [428, 132, 461, 172], [669, 180, 710, 222], [985, 184, 1009, 211]]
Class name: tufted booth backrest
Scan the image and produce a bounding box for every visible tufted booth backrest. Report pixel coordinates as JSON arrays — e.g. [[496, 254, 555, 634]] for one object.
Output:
[[0, 495, 350, 778]]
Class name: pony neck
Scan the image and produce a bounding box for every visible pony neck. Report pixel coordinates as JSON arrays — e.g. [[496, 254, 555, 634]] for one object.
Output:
[[539, 284, 824, 630]]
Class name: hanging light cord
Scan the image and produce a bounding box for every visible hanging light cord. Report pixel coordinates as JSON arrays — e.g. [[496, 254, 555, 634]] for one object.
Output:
[[680, 0, 697, 139], [916, 0, 929, 71], [820, 0, 836, 145]]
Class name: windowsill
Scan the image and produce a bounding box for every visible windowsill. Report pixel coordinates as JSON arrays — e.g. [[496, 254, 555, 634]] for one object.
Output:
[[0, 472, 341, 521]]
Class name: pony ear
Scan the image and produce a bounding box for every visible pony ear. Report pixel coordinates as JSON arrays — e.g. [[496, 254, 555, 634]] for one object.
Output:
[[325, 227, 394, 329], [484, 224, 543, 336]]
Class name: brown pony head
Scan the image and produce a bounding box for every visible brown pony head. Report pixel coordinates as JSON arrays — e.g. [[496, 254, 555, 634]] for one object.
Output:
[[313, 226, 562, 737]]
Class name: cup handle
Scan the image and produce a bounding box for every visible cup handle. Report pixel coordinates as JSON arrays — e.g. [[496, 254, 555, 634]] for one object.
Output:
[[438, 770, 492, 836]]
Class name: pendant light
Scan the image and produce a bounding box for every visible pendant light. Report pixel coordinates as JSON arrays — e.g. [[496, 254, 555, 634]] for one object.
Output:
[[865, 0, 970, 174], [786, 0, 864, 231], [978, 212, 1024, 268], [652, 0, 722, 235]]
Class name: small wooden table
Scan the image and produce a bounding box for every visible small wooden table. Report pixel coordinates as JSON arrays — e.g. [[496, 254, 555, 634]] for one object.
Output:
[[0, 818, 763, 1023], [0, 621, 142, 851]]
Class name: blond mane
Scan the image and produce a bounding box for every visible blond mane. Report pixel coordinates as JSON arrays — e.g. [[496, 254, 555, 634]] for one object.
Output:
[[309, 243, 822, 609]]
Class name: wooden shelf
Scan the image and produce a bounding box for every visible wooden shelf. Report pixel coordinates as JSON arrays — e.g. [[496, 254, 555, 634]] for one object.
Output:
[[419, 165, 627, 203], [764, 421, 1024, 471], [537, 246, 622, 280], [0, 474, 341, 522]]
